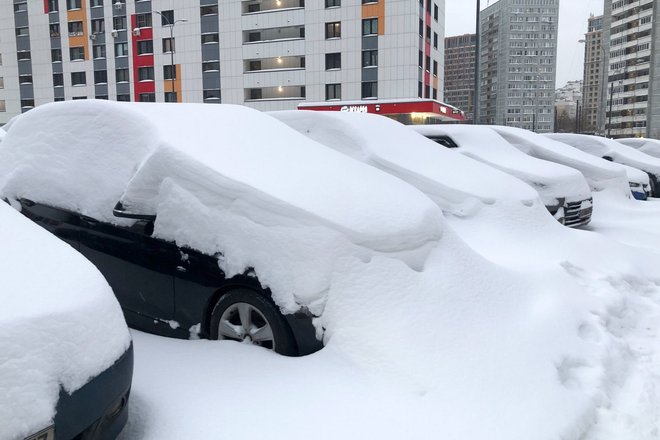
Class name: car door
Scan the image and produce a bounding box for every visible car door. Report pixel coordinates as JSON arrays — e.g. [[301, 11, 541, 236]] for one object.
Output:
[[77, 217, 177, 320]]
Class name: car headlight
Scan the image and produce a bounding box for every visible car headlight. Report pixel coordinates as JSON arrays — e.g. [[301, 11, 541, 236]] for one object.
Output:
[[629, 182, 641, 188]]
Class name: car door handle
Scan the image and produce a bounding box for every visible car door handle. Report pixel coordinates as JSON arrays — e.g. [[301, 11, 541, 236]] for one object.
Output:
[[176, 266, 187, 273], [81, 216, 99, 226]]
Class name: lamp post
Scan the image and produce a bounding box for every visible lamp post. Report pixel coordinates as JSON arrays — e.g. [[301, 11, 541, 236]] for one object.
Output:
[[473, 0, 480, 125], [152, 11, 187, 102]]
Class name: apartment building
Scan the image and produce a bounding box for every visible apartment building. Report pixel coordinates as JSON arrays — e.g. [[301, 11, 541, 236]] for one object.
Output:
[[443, 33, 475, 122], [581, 14, 603, 134], [602, 0, 659, 138], [0, 0, 447, 125], [478, 0, 559, 133]]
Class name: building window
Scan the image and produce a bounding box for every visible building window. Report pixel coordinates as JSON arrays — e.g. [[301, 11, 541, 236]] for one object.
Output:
[[163, 65, 176, 80], [325, 83, 341, 100], [71, 72, 86, 86], [326, 0, 340, 6], [139, 93, 156, 102], [90, 0, 103, 7], [94, 70, 108, 84], [17, 51, 31, 61], [51, 49, 62, 62], [95, 95, 109, 100], [162, 37, 175, 53], [202, 61, 220, 72], [49, 23, 60, 37], [70, 47, 85, 61], [434, 3, 439, 21], [135, 13, 152, 28], [67, 0, 82, 10], [200, 5, 218, 16], [0, 100, 5, 112], [16, 27, 29, 37], [116, 68, 129, 82], [117, 94, 131, 102], [137, 40, 153, 55], [361, 81, 377, 98], [362, 18, 378, 36], [19, 75, 33, 84], [115, 42, 129, 57], [14, 4, 27, 13], [418, 50, 423, 68], [47, 0, 59, 12], [53, 73, 64, 87], [113, 16, 127, 31], [165, 92, 178, 103], [93, 44, 106, 59], [21, 99, 35, 108], [138, 66, 154, 81], [68, 21, 84, 36], [433, 32, 438, 49], [91, 18, 104, 34], [433, 60, 438, 76], [425, 55, 430, 72], [0, 77, 3, 89], [203, 90, 221, 101], [325, 53, 341, 70], [201, 33, 219, 44], [325, 22, 341, 39], [160, 10, 174, 25], [249, 88, 262, 100], [362, 50, 378, 67], [432, 88, 437, 99]]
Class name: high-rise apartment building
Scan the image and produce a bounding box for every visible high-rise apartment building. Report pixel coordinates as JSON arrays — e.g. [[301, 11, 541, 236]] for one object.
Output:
[[0, 0, 447, 125], [603, 0, 659, 138], [478, 0, 559, 133], [444, 33, 475, 122], [581, 14, 603, 134]]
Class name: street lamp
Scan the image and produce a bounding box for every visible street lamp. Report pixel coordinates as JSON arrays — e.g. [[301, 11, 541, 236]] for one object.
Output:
[[152, 11, 187, 103], [473, 0, 480, 124]]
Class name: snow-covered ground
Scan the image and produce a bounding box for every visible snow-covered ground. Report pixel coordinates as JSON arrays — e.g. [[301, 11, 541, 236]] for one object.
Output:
[[119, 194, 660, 440]]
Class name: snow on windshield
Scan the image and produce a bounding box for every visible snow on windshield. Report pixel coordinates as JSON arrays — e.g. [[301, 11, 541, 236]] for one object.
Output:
[[0, 202, 130, 439], [270, 110, 540, 215], [411, 125, 591, 204]]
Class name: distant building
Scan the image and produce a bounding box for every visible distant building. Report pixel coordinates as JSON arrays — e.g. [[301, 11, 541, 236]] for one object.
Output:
[[581, 14, 604, 134], [602, 0, 659, 138], [0, 0, 447, 125], [555, 80, 583, 133], [477, 0, 559, 133], [444, 34, 476, 122]]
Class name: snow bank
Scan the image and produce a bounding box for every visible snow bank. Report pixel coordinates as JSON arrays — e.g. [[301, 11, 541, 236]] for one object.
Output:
[[411, 124, 592, 206], [270, 110, 539, 216], [490, 126, 630, 196], [546, 134, 660, 179], [617, 137, 660, 159], [0, 202, 130, 439], [0, 100, 443, 317]]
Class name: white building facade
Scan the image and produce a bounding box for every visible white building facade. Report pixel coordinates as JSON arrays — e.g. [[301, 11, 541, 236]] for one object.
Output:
[[0, 0, 445, 125]]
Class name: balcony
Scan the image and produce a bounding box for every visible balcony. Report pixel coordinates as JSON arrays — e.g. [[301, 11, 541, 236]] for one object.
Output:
[[242, 0, 304, 15]]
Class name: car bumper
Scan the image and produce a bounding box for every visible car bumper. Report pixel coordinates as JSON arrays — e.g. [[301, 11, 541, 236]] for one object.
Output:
[[53, 342, 133, 440]]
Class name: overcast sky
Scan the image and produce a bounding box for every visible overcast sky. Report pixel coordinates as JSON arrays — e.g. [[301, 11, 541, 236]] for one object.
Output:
[[445, 0, 605, 88]]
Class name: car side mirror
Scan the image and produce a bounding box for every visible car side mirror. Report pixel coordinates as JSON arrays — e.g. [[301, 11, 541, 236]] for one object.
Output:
[[113, 201, 156, 221]]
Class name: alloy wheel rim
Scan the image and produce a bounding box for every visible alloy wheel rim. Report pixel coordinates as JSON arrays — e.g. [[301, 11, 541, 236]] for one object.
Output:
[[218, 302, 275, 350]]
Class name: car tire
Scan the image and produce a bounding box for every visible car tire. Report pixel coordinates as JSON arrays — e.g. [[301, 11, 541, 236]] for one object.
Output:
[[209, 289, 298, 356]]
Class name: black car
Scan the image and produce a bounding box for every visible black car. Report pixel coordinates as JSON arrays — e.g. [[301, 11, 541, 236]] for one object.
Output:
[[18, 198, 322, 356]]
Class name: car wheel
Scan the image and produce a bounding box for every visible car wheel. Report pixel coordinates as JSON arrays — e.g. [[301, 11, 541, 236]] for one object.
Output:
[[209, 289, 298, 356]]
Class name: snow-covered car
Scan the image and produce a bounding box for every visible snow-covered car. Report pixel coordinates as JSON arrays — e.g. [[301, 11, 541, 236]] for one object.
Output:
[[0, 201, 133, 440], [488, 126, 630, 197], [618, 162, 652, 200], [617, 137, 660, 159], [408, 124, 593, 227], [545, 133, 660, 197], [270, 110, 542, 219], [0, 100, 444, 356]]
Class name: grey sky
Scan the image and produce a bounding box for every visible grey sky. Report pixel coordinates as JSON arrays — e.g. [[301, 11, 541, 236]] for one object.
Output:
[[444, 0, 605, 88]]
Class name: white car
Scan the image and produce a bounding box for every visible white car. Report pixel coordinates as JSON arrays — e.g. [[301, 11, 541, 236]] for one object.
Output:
[[617, 137, 660, 159], [0, 201, 133, 440], [409, 124, 593, 227], [488, 126, 630, 196], [270, 110, 541, 219], [546, 133, 660, 197]]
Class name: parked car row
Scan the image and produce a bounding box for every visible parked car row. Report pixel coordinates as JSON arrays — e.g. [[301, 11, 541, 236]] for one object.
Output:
[[2, 100, 659, 439]]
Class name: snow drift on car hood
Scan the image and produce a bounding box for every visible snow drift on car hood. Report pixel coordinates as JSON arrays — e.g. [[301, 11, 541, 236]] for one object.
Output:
[[270, 110, 540, 216], [0, 202, 130, 440], [411, 125, 592, 206]]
